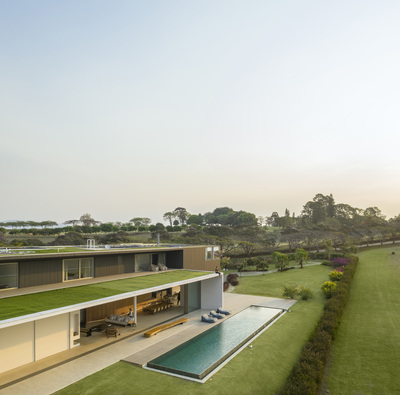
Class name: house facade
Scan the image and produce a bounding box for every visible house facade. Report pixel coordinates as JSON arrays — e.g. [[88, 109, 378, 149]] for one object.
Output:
[[0, 245, 222, 375]]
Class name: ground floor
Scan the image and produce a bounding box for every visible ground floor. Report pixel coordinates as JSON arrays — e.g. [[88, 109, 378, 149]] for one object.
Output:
[[0, 271, 222, 377], [0, 293, 296, 394]]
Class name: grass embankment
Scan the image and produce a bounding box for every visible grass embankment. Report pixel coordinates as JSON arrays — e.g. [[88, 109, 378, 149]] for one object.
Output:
[[0, 271, 209, 321], [324, 246, 400, 394], [55, 264, 331, 395]]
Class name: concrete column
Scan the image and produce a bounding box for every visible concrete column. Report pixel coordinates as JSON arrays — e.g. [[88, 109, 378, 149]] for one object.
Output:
[[133, 296, 137, 324]]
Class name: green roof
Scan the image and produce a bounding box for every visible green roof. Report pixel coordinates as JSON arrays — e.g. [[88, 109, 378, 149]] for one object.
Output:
[[0, 271, 210, 321]]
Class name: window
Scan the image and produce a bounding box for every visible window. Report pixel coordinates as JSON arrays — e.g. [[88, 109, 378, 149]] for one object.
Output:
[[63, 258, 93, 282], [0, 262, 18, 289], [205, 246, 220, 260]]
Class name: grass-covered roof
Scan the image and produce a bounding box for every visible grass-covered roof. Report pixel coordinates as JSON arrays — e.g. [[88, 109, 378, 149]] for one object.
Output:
[[0, 270, 210, 321]]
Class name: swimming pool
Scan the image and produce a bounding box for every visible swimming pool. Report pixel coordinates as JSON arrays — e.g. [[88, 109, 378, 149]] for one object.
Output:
[[147, 305, 283, 380]]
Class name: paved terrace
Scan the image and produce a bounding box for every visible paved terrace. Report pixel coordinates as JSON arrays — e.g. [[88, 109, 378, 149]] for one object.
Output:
[[0, 293, 296, 395]]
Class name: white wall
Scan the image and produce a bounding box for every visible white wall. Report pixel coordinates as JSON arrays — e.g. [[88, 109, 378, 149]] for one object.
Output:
[[35, 313, 70, 360], [0, 322, 34, 374], [200, 275, 223, 310]]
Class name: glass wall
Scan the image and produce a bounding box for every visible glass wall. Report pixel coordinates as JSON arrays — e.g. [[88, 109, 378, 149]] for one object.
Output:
[[187, 281, 201, 312], [63, 258, 93, 282], [0, 262, 18, 289]]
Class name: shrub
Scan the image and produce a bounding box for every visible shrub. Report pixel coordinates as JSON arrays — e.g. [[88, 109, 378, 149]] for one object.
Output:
[[282, 285, 298, 299], [278, 255, 359, 394], [223, 281, 229, 292], [299, 286, 313, 301], [321, 281, 337, 298], [329, 270, 344, 282], [226, 273, 239, 286]]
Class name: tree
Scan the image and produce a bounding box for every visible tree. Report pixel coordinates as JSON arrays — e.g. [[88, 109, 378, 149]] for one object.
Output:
[[272, 252, 289, 272], [187, 214, 204, 226], [323, 239, 334, 259], [295, 248, 309, 269], [238, 241, 257, 257], [264, 230, 281, 253], [163, 212, 176, 226], [130, 217, 152, 228], [173, 207, 189, 225], [63, 219, 80, 227], [79, 213, 99, 227]]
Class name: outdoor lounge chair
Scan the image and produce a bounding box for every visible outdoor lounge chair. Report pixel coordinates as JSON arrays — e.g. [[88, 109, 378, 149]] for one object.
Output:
[[209, 310, 224, 319], [217, 307, 231, 315], [201, 314, 216, 323]]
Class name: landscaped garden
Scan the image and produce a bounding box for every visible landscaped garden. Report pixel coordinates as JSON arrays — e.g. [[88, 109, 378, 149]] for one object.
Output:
[[323, 246, 400, 394], [55, 264, 332, 395]]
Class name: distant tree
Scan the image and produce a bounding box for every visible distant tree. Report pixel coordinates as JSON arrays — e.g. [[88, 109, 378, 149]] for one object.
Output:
[[272, 252, 289, 272], [187, 214, 204, 226], [257, 216, 264, 226], [295, 248, 309, 269], [163, 212, 176, 226], [323, 239, 334, 259], [238, 241, 257, 257], [39, 221, 58, 228], [79, 213, 99, 227], [285, 208, 290, 217], [130, 217, 152, 228], [63, 219, 80, 227], [173, 207, 190, 225], [264, 230, 281, 253]]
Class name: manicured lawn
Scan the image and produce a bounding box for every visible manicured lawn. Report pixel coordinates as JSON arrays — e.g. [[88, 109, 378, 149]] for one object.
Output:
[[55, 264, 331, 395], [0, 271, 209, 321], [325, 246, 400, 394], [234, 264, 331, 298]]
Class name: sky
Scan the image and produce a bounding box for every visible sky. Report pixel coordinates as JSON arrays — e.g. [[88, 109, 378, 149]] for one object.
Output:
[[2, 0, 400, 225]]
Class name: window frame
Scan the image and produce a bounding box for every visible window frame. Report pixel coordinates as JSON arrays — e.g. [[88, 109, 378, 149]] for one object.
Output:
[[63, 258, 94, 282]]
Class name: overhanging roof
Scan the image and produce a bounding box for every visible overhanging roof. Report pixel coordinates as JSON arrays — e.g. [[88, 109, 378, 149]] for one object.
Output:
[[0, 272, 218, 329]]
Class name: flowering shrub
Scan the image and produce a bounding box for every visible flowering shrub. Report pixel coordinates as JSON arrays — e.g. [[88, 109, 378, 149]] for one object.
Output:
[[329, 257, 350, 268], [329, 270, 344, 282], [321, 281, 337, 298]]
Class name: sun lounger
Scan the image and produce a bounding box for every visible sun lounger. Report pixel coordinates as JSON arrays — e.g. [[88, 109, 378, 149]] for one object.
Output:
[[217, 307, 231, 315], [201, 314, 216, 323], [209, 310, 224, 319]]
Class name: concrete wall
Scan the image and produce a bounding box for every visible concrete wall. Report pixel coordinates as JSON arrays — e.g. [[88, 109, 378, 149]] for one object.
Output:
[[0, 322, 34, 374], [0, 312, 77, 373], [35, 313, 70, 360], [201, 276, 223, 310]]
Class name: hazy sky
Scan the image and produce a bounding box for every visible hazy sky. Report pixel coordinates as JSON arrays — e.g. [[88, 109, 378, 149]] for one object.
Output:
[[2, 0, 400, 224]]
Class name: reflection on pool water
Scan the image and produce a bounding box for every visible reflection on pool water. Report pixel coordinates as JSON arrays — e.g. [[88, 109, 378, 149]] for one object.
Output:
[[147, 305, 282, 380]]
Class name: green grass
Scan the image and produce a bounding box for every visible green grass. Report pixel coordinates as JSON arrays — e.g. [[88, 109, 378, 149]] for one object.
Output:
[[234, 264, 331, 298], [0, 271, 209, 321], [55, 264, 331, 395], [324, 246, 400, 394]]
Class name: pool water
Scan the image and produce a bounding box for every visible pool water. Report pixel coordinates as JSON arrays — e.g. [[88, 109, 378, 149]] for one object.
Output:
[[147, 305, 282, 380]]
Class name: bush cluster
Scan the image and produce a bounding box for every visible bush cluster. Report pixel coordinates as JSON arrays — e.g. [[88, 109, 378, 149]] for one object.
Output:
[[282, 285, 313, 301], [278, 255, 359, 395]]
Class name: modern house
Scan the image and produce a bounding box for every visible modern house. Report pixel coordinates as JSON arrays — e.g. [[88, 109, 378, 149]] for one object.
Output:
[[0, 245, 222, 374]]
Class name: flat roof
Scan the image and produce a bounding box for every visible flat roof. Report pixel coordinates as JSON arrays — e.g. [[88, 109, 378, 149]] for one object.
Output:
[[0, 270, 217, 328], [0, 244, 212, 261]]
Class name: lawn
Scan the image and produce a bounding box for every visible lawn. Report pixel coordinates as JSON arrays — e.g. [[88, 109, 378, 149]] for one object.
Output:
[[55, 264, 331, 395], [324, 246, 400, 394], [0, 271, 209, 321]]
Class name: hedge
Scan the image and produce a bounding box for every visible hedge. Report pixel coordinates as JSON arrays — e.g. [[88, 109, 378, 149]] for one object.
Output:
[[278, 255, 359, 395]]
